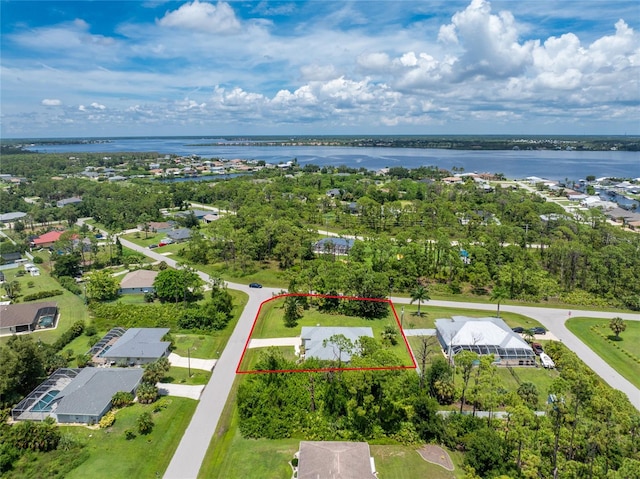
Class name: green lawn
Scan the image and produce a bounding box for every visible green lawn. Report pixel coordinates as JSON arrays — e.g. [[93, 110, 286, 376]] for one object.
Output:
[[163, 366, 211, 385], [566, 317, 640, 389], [199, 378, 300, 479], [239, 346, 300, 371], [371, 445, 465, 479], [246, 297, 413, 367], [397, 304, 543, 330], [61, 398, 197, 479], [0, 263, 90, 346]]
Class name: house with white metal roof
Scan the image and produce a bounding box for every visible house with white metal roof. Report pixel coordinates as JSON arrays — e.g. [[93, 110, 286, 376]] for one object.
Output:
[[436, 316, 535, 366]]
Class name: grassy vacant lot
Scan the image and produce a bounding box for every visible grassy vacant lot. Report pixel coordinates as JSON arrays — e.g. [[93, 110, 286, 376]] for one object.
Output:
[[566, 317, 640, 389], [371, 445, 465, 479], [0, 263, 90, 346], [61, 398, 197, 479], [245, 296, 413, 367]]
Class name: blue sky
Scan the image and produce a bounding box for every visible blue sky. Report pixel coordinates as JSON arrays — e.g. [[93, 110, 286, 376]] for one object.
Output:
[[1, 0, 638, 138]]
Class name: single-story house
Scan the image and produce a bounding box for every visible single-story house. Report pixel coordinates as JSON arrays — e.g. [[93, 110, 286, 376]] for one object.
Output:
[[12, 367, 143, 424], [56, 197, 82, 208], [167, 228, 191, 242], [0, 211, 27, 222], [100, 327, 171, 365], [144, 221, 174, 233], [301, 327, 373, 362], [31, 230, 64, 248], [1, 251, 22, 264], [297, 441, 376, 479], [119, 269, 158, 294], [313, 238, 355, 256], [435, 316, 535, 366], [0, 302, 58, 335]]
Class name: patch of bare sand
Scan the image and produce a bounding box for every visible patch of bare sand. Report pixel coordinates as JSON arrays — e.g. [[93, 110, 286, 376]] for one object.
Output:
[[416, 445, 454, 471]]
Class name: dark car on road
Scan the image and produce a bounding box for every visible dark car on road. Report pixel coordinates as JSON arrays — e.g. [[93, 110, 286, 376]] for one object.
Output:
[[249, 283, 262, 288], [532, 327, 547, 335], [512, 326, 524, 334], [532, 343, 544, 355]]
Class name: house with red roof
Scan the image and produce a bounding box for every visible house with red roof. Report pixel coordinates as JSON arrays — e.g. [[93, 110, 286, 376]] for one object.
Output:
[[31, 231, 64, 248]]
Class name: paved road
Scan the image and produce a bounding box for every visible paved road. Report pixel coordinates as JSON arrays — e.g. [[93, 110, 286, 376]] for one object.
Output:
[[391, 297, 640, 410], [79, 221, 640, 477]]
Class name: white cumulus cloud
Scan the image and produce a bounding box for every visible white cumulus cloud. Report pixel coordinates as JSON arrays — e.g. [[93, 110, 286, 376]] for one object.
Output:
[[158, 1, 241, 34]]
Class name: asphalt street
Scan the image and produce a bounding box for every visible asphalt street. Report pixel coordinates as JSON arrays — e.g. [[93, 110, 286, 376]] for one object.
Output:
[[82, 224, 639, 477]]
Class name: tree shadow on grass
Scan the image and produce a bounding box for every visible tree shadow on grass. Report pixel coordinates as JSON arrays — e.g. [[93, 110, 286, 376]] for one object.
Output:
[[607, 335, 623, 342]]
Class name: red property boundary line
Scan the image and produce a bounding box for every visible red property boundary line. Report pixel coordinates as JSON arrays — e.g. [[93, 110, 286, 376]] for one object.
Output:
[[236, 293, 418, 374]]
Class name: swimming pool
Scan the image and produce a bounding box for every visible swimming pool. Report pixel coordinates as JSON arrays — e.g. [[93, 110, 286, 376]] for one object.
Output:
[[38, 315, 55, 328], [31, 390, 60, 412], [98, 344, 112, 357]]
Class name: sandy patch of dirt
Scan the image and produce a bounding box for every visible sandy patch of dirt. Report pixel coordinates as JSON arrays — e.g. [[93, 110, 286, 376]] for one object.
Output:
[[416, 445, 454, 471]]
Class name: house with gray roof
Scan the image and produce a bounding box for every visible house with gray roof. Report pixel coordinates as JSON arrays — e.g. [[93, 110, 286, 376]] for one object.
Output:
[[297, 441, 376, 479], [313, 237, 355, 255], [0, 302, 58, 335], [167, 228, 191, 242], [56, 197, 82, 208], [55, 368, 143, 424], [12, 368, 143, 424], [101, 327, 170, 365], [301, 327, 373, 362], [436, 316, 535, 366]]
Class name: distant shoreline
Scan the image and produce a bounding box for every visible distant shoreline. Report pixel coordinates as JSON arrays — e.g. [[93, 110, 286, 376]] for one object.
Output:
[[2, 134, 639, 152]]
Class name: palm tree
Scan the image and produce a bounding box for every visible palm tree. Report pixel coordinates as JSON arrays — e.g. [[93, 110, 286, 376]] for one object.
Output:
[[410, 284, 430, 317], [490, 285, 510, 318]]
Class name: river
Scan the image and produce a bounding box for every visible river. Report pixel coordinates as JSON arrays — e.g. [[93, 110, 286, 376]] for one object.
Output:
[[31, 137, 639, 181]]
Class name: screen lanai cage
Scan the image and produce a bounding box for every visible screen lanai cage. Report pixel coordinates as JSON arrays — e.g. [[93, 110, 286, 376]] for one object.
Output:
[[11, 368, 80, 421], [435, 316, 536, 366]]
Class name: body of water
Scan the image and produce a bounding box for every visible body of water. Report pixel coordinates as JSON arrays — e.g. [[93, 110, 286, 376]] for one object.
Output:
[[32, 138, 639, 181]]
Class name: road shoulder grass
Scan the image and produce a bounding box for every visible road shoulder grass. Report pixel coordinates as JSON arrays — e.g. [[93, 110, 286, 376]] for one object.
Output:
[[565, 317, 640, 389]]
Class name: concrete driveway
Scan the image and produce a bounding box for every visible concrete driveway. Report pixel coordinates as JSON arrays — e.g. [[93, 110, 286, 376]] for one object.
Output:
[[169, 353, 216, 372], [157, 383, 204, 401]]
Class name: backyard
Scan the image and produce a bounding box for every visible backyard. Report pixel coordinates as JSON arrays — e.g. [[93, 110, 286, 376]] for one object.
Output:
[[4, 398, 197, 479]]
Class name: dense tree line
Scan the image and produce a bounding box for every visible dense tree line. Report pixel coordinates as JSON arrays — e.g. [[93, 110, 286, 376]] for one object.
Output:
[[3, 163, 638, 307], [237, 342, 640, 478]]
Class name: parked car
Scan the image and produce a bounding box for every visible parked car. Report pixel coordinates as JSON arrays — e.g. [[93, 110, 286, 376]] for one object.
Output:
[[512, 326, 524, 333], [531, 327, 547, 335], [148, 244, 158, 249], [249, 282, 263, 288], [532, 343, 544, 355]]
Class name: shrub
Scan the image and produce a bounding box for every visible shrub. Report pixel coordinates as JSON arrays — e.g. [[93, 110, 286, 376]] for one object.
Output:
[[84, 324, 98, 337], [124, 429, 136, 440], [22, 290, 64, 302], [136, 412, 154, 435], [111, 391, 134, 408], [99, 411, 116, 428], [52, 320, 85, 351], [32, 256, 44, 264], [58, 276, 82, 295]]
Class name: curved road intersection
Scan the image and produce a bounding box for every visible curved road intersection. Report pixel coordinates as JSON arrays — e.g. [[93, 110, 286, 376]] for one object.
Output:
[[107, 234, 640, 478]]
